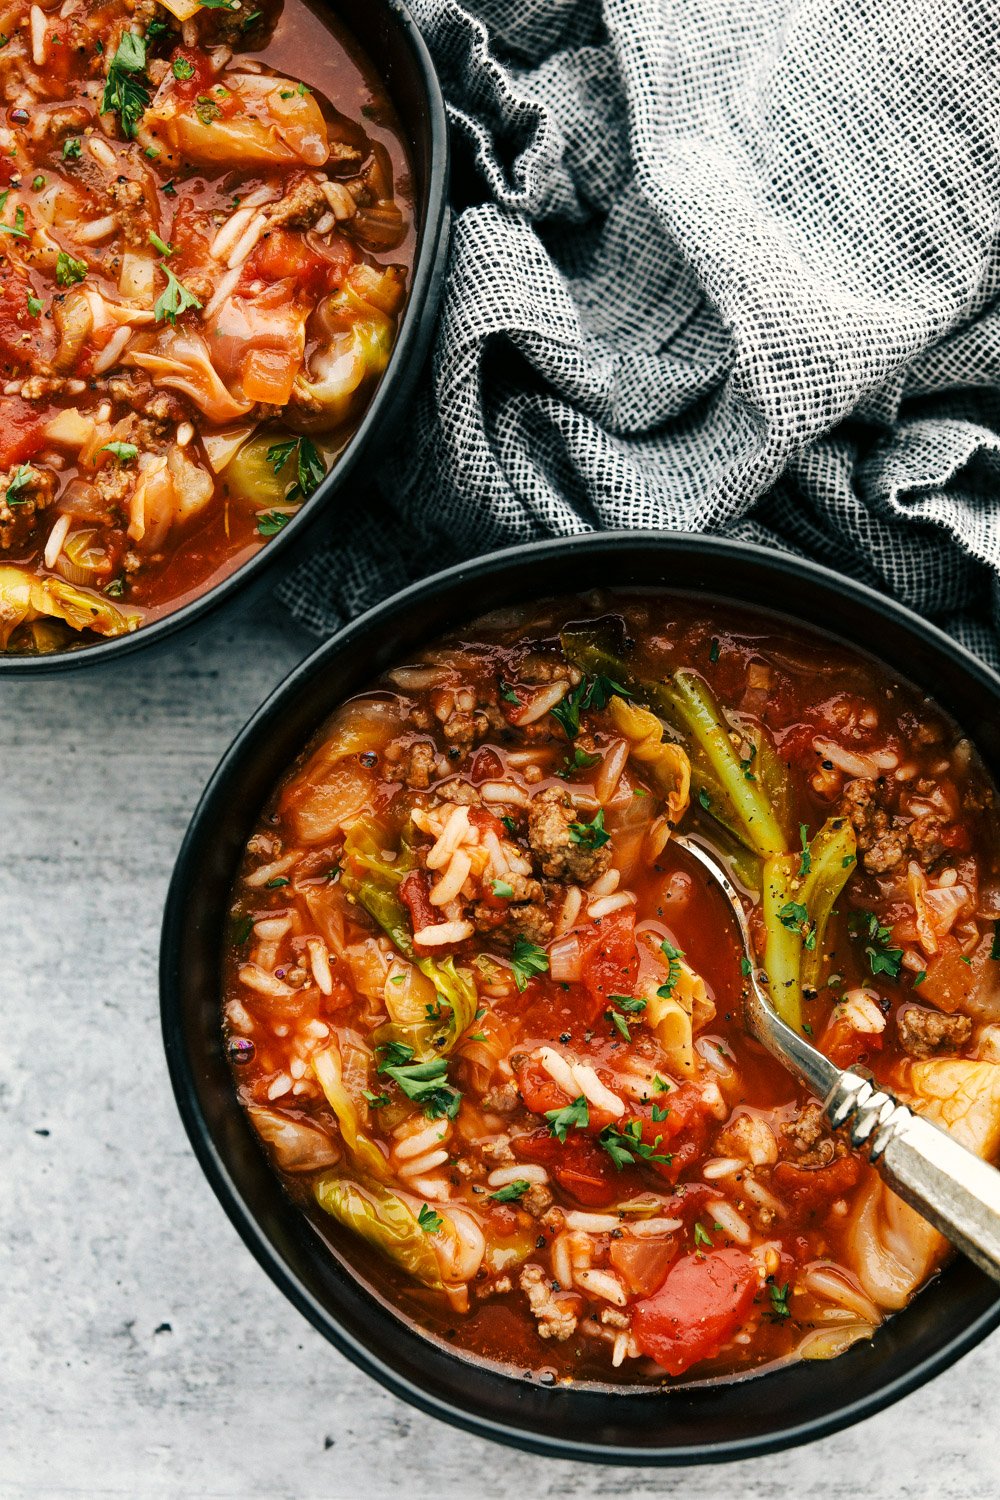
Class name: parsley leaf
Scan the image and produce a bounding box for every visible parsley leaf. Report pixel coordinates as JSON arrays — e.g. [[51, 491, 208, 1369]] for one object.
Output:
[[489, 1180, 530, 1203], [195, 93, 223, 124], [693, 1221, 713, 1248], [231, 913, 253, 946], [26, 294, 42, 317], [778, 900, 817, 951], [491, 879, 514, 899], [0, 205, 28, 239], [545, 1094, 589, 1142], [769, 1280, 791, 1319], [148, 230, 172, 257], [568, 808, 610, 849], [99, 441, 138, 465], [376, 1050, 462, 1120], [609, 994, 646, 1014], [740, 956, 752, 977], [56, 251, 88, 286], [605, 1008, 631, 1042], [5, 465, 37, 505], [550, 673, 632, 738], [849, 910, 903, 980], [992, 921, 1000, 961], [417, 1203, 443, 1233], [256, 510, 290, 537], [599, 1119, 672, 1170], [62, 137, 81, 161], [361, 1089, 389, 1108], [266, 435, 325, 501], [651, 1103, 670, 1123], [172, 56, 195, 80], [154, 262, 202, 325], [657, 940, 684, 999], [510, 938, 548, 992], [101, 31, 150, 139], [798, 823, 811, 877]]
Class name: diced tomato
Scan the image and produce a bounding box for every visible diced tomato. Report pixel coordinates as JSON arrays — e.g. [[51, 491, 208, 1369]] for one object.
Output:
[[513, 1056, 621, 1132], [631, 1086, 710, 1184], [247, 228, 356, 296], [631, 1248, 758, 1376], [578, 908, 639, 1024], [399, 870, 436, 936], [168, 49, 216, 100], [609, 1236, 676, 1298], [468, 747, 503, 784], [0, 395, 46, 467], [772, 1153, 862, 1211], [514, 1126, 621, 1207]]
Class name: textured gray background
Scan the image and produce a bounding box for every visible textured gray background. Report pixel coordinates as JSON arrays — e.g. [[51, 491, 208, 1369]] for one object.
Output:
[[2, 603, 998, 1499]]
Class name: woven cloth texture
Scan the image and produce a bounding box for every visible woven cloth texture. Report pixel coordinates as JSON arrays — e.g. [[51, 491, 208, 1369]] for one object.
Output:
[[277, 0, 1000, 669]]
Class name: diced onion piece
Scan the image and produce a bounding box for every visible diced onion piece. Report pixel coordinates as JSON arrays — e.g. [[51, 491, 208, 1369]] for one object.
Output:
[[548, 933, 583, 983]]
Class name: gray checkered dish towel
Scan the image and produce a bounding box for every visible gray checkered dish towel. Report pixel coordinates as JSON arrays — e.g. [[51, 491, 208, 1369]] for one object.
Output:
[[277, 0, 1000, 669]]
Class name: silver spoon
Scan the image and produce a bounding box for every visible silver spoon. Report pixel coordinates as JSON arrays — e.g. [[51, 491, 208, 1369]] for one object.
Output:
[[672, 832, 1000, 1284]]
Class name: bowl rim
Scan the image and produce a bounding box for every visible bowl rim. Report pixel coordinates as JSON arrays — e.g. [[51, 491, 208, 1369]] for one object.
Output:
[[160, 530, 1000, 1463], [0, 0, 450, 676]]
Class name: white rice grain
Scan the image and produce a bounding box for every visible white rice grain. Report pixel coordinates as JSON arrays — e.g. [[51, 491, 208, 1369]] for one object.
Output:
[[306, 940, 332, 995], [570, 1062, 625, 1118], [588, 892, 636, 920], [707, 1200, 752, 1245], [575, 1269, 627, 1307], [43, 513, 71, 570], [488, 1164, 548, 1188], [413, 919, 474, 946]]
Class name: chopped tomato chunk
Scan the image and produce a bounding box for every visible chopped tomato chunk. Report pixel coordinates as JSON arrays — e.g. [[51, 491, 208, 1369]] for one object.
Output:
[[632, 1248, 758, 1376]]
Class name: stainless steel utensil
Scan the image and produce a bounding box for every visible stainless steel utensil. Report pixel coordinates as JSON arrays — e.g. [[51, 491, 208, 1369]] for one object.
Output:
[[673, 832, 1000, 1284]]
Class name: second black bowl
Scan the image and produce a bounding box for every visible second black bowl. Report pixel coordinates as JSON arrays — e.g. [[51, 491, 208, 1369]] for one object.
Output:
[[160, 533, 1000, 1463]]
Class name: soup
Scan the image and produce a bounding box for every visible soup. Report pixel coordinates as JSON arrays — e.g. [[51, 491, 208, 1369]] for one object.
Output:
[[221, 593, 1000, 1383], [0, 0, 414, 654]]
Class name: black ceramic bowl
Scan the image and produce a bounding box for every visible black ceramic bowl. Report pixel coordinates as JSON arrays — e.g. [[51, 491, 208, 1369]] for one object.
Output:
[[160, 533, 1000, 1463], [0, 0, 449, 677]]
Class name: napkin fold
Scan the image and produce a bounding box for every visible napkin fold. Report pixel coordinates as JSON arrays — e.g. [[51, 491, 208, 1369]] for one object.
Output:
[[279, 0, 1000, 667]]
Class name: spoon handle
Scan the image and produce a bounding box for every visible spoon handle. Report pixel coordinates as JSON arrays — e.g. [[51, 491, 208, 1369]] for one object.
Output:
[[826, 1072, 1000, 1285]]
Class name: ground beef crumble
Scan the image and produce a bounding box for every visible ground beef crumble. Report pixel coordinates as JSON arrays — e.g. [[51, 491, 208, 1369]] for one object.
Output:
[[897, 1004, 972, 1059]]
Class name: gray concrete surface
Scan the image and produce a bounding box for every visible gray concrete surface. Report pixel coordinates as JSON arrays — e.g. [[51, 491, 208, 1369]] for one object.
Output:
[[2, 601, 998, 1499]]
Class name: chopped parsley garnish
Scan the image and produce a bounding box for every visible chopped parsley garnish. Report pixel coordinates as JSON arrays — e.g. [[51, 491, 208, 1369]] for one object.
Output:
[[172, 56, 195, 80], [605, 1008, 631, 1042], [842, 853, 856, 869], [739, 742, 757, 782], [500, 815, 518, 836], [376, 1046, 462, 1120], [62, 137, 81, 161], [5, 465, 37, 505], [510, 938, 548, 992], [104, 575, 126, 597], [778, 900, 817, 951], [162, 178, 177, 195], [154, 263, 202, 325], [798, 824, 811, 876], [769, 1280, 791, 1319], [651, 1103, 670, 1122], [498, 681, 520, 705], [913, 970, 926, 987], [266, 435, 325, 501], [362, 1089, 389, 1108], [148, 230, 173, 257], [256, 510, 290, 537], [568, 808, 610, 849], [232, 913, 253, 945], [545, 1094, 589, 1142], [26, 294, 42, 317], [99, 441, 138, 465], [609, 994, 647, 1013], [489, 1180, 531, 1203], [697, 788, 712, 811], [31, 175, 44, 190], [195, 94, 223, 124], [740, 956, 752, 977], [265, 876, 289, 889], [849, 910, 903, 980], [101, 31, 150, 139], [992, 921, 1000, 961], [709, 637, 720, 662], [599, 1120, 672, 1170], [557, 745, 601, 778], [491, 879, 514, 899], [657, 940, 684, 999], [0, 204, 28, 239], [693, 1221, 714, 1248], [417, 1203, 443, 1234], [549, 673, 632, 738]]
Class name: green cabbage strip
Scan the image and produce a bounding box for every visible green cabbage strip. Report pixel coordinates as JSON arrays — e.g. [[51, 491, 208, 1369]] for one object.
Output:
[[314, 1175, 444, 1289], [376, 954, 480, 1062], [762, 818, 857, 1030], [312, 1048, 392, 1183], [561, 625, 787, 859]]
